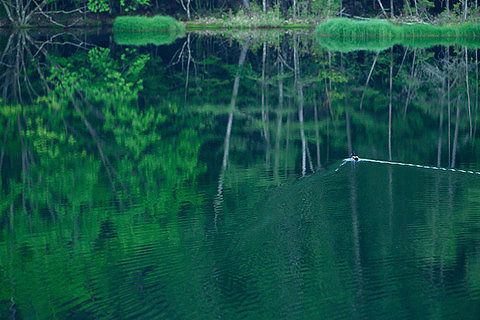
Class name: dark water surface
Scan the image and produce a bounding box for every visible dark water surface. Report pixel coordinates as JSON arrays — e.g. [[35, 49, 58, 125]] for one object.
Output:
[[1, 30, 480, 319]]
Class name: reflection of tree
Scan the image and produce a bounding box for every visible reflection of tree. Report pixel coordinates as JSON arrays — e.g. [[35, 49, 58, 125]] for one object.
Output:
[[0, 31, 92, 103], [214, 39, 250, 222], [0, 31, 49, 103]]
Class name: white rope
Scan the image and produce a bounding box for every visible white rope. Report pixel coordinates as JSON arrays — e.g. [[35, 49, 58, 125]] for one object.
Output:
[[337, 158, 480, 176]]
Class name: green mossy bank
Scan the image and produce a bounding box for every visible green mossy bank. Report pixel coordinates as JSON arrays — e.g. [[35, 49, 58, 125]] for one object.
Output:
[[316, 18, 480, 51], [113, 15, 185, 46]]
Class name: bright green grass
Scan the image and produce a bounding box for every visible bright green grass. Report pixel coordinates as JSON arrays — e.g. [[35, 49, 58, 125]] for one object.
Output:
[[113, 15, 185, 33], [316, 18, 480, 51]]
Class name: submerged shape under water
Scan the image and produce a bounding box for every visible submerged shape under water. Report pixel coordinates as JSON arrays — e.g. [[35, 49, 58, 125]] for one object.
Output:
[[0, 29, 480, 319]]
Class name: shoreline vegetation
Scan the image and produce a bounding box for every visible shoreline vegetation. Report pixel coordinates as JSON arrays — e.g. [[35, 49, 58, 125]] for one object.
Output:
[[1, 0, 480, 31], [112, 14, 480, 33], [184, 10, 314, 29]]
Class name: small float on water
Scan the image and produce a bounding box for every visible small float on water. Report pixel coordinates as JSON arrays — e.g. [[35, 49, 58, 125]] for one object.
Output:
[[350, 152, 359, 162]]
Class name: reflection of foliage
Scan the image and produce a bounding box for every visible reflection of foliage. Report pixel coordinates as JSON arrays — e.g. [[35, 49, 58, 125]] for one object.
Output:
[[114, 31, 184, 46], [1, 32, 480, 319]]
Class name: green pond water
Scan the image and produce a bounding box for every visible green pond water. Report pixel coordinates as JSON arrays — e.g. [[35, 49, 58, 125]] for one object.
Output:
[[1, 30, 480, 319]]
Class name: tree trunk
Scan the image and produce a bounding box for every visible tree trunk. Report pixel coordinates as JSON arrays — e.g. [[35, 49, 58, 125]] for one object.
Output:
[[376, 0, 388, 18]]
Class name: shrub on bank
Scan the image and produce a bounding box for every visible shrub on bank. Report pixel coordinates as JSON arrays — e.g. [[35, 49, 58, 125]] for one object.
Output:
[[113, 15, 185, 33]]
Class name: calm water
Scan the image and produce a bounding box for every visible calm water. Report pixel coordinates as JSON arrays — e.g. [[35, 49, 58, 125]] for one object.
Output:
[[1, 30, 480, 319]]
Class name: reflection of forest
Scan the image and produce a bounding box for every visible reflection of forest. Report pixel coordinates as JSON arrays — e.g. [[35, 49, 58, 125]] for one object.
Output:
[[1, 30, 480, 319]]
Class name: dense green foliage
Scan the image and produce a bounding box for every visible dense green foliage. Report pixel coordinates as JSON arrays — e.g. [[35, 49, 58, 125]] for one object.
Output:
[[87, 0, 150, 13]]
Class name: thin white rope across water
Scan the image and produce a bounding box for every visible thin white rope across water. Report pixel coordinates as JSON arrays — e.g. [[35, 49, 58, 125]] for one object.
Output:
[[334, 158, 480, 176]]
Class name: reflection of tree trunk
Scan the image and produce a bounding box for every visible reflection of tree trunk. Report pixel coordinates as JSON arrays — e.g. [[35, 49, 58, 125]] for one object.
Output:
[[346, 110, 352, 155], [388, 165, 393, 230], [326, 116, 330, 163], [389, 48, 393, 161], [465, 48, 472, 138], [261, 42, 271, 168], [475, 49, 479, 139], [0, 32, 55, 103], [437, 81, 444, 167], [403, 50, 416, 117], [17, 114, 29, 214], [184, 34, 192, 102], [349, 168, 363, 312], [314, 97, 321, 169], [325, 51, 334, 119], [294, 35, 307, 177], [360, 52, 379, 110], [185, 34, 192, 102], [447, 48, 451, 165], [274, 57, 284, 185], [71, 98, 118, 194], [0, 121, 9, 172], [214, 41, 250, 223], [285, 105, 291, 175], [221, 42, 249, 169], [451, 99, 460, 167]]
